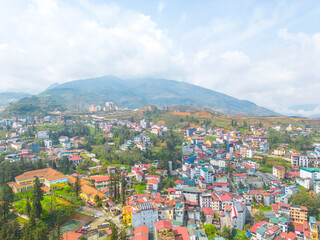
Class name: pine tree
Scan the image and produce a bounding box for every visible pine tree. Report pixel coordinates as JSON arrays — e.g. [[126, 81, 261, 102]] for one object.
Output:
[[25, 197, 31, 216], [0, 183, 14, 218], [121, 177, 127, 205], [73, 174, 81, 196], [110, 221, 119, 240], [32, 177, 43, 218]]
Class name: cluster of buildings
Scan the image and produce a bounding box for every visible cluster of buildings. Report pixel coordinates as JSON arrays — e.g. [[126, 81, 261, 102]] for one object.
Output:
[[89, 102, 129, 112], [2, 112, 320, 239]]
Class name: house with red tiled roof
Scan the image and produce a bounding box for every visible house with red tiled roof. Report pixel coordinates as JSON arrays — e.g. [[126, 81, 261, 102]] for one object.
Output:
[[89, 175, 111, 189], [218, 195, 233, 211], [155, 220, 174, 239], [280, 232, 298, 240], [147, 178, 159, 192], [173, 226, 190, 240], [133, 226, 149, 240], [69, 155, 83, 166]]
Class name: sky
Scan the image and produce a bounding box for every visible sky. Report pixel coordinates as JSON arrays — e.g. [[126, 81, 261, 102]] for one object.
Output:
[[0, 0, 320, 116]]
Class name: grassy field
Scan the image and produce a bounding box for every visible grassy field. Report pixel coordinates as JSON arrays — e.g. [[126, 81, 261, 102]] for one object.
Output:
[[13, 194, 66, 214], [133, 182, 147, 194]]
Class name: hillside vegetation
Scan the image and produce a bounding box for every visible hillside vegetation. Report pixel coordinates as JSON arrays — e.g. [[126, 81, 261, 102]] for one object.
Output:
[[43, 76, 278, 116]]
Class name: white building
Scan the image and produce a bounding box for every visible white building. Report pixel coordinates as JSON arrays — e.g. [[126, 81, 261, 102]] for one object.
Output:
[[299, 156, 309, 167], [296, 167, 320, 189], [314, 182, 320, 194], [232, 202, 246, 230], [44, 139, 52, 148], [190, 166, 200, 179], [200, 168, 214, 183], [131, 202, 158, 232], [37, 131, 49, 139], [200, 193, 213, 208]]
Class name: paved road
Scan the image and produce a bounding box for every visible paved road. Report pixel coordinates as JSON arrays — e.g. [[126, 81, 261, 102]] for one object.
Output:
[[78, 206, 106, 229]]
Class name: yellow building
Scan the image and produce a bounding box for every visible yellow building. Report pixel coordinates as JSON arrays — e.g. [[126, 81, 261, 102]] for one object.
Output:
[[273, 166, 285, 180], [8, 168, 68, 193], [274, 148, 286, 156], [310, 216, 318, 240], [79, 184, 106, 205], [123, 206, 134, 227], [290, 206, 308, 224]]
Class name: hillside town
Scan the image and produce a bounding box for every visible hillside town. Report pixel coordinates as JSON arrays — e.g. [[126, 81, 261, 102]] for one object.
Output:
[[0, 108, 320, 240]]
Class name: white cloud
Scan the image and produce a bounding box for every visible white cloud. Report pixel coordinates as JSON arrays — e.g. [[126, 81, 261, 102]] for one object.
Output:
[[158, 1, 165, 13], [0, 0, 319, 116]]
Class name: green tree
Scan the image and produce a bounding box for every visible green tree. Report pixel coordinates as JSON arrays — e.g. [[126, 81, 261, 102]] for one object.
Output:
[[32, 177, 44, 218], [110, 221, 119, 240], [220, 226, 233, 240], [73, 174, 81, 197], [94, 195, 102, 208], [121, 177, 127, 205], [254, 211, 265, 223], [0, 183, 14, 218], [25, 197, 31, 216]]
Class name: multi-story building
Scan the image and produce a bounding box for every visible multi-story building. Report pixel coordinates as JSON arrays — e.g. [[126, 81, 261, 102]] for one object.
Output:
[[200, 193, 212, 208], [218, 195, 233, 211], [182, 187, 200, 204], [8, 168, 68, 193], [299, 156, 309, 167], [190, 166, 200, 179], [231, 202, 246, 230], [291, 153, 299, 167], [175, 202, 185, 223], [79, 184, 106, 204], [290, 206, 308, 224], [89, 175, 111, 189], [200, 168, 214, 184], [158, 206, 174, 221], [296, 167, 320, 189], [273, 166, 285, 180], [309, 216, 319, 240], [211, 192, 221, 212], [123, 202, 158, 232]]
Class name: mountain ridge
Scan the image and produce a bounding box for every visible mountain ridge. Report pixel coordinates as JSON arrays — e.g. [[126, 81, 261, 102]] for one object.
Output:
[[42, 76, 278, 116]]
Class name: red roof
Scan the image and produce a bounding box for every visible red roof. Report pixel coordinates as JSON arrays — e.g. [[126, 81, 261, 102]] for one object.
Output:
[[201, 208, 214, 215], [173, 226, 190, 240], [250, 221, 267, 233], [89, 175, 110, 182], [134, 226, 149, 235], [155, 220, 172, 231], [232, 173, 247, 177], [245, 165, 254, 170], [218, 195, 233, 202], [69, 156, 82, 161]]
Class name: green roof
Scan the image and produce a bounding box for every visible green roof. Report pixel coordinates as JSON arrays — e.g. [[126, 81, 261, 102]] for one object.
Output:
[[270, 218, 279, 224], [300, 168, 320, 173], [256, 227, 267, 235], [279, 217, 288, 223], [182, 186, 200, 193], [171, 220, 183, 226], [310, 216, 317, 223]]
